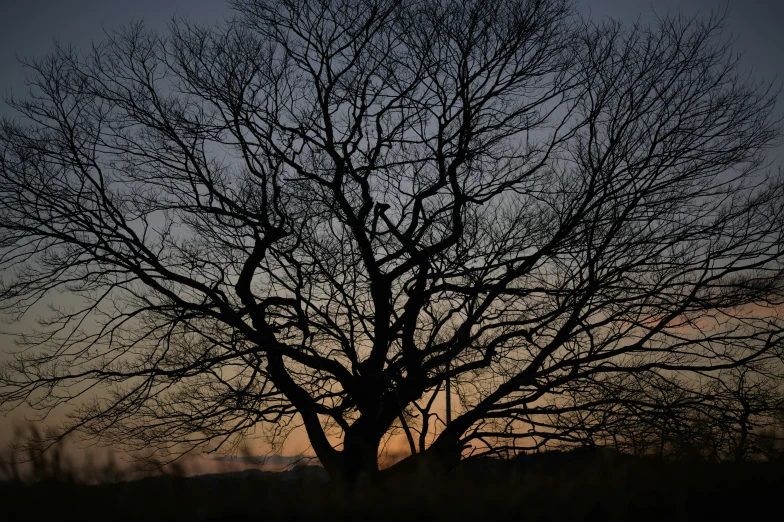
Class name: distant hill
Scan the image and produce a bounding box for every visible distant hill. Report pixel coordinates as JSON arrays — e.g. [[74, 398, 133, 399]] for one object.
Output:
[[1, 454, 783, 521]]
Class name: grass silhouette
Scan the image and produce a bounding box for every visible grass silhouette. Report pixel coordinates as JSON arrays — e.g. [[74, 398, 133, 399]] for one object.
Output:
[[1, 435, 783, 522]]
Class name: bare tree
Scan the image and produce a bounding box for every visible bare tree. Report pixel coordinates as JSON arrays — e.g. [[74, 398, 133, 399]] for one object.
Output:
[[706, 366, 784, 461], [1, 0, 783, 483], [542, 363, 784, 462]]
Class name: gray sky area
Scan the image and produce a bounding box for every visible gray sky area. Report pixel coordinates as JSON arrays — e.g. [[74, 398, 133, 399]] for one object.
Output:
[[1, 1, 782, 110]]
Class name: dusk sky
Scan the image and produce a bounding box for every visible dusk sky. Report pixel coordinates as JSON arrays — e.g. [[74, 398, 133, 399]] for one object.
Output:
[[1, 1, 783, 112], [1, 0, 783, 468]]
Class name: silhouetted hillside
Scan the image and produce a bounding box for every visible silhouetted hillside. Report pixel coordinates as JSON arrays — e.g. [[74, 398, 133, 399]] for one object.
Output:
[[1, 450, 781, 521]]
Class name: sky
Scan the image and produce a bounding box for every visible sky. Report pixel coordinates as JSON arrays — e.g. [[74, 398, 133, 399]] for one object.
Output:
[[1, 0, 782, 107], [0, 0, 783, 466]]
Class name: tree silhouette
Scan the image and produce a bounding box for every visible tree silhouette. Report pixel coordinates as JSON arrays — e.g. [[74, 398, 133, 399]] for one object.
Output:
[[541, 362, 784, 461], [1, 0, 783, 483]]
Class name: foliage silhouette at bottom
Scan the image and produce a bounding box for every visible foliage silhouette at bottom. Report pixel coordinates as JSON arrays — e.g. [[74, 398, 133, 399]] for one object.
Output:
[[0, 451, 780, 521]]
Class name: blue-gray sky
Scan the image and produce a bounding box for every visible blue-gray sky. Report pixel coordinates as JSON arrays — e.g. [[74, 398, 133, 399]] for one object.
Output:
[[1, 1, 782, 110]]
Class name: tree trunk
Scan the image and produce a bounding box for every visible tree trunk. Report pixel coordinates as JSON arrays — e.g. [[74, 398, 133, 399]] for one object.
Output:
[[308, 423, 384, 486], [337, 430, 382, 485], [735, 411, 750, 462], [380, 428, 466, 482]]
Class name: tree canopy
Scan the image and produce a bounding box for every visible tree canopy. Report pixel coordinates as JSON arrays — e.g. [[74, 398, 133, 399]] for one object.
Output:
[[1, 0, 783, 482]]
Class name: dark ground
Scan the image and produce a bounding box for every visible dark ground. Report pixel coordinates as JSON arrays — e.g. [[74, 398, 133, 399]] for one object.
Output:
[[0, 450, 780, 521]]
